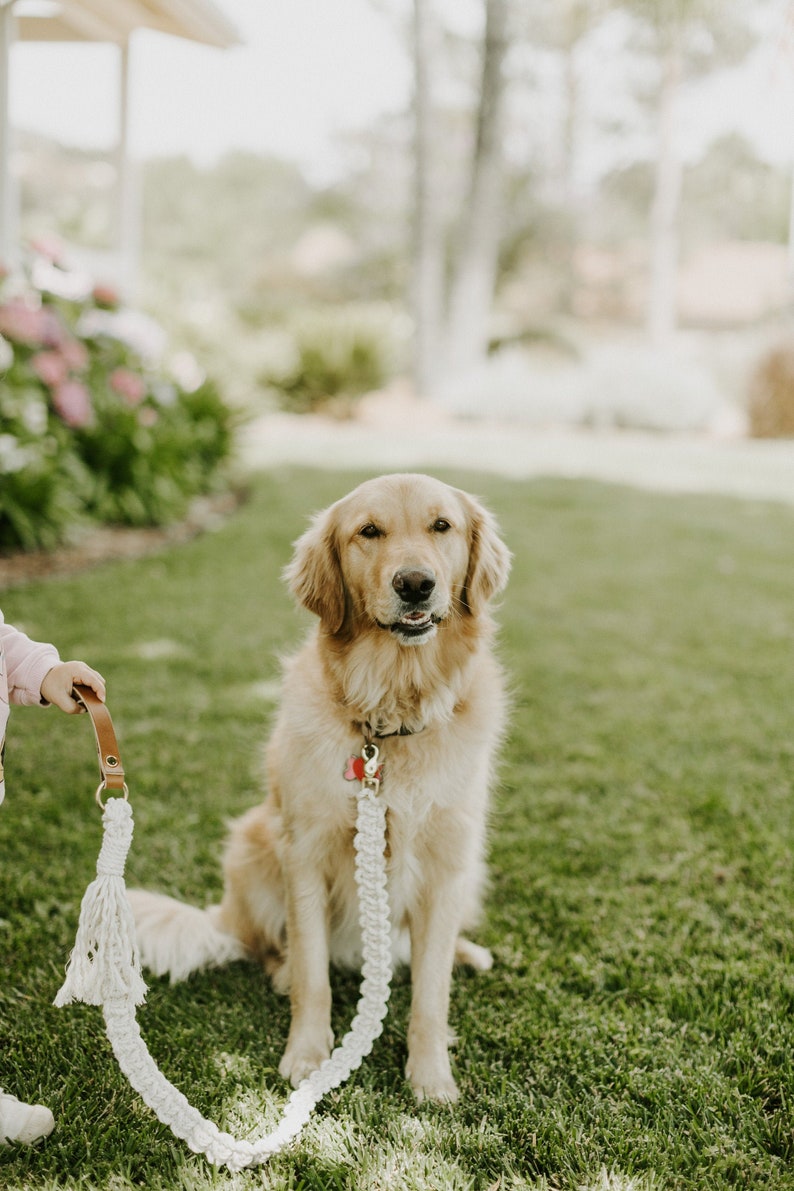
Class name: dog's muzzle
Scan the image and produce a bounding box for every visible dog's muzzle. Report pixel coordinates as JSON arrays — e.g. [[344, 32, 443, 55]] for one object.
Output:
[[378, 569, 442, 642]]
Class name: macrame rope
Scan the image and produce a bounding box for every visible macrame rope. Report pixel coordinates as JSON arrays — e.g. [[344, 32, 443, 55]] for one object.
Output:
[[56, 780, 392, 1170], [54, 799, 146, 1008]]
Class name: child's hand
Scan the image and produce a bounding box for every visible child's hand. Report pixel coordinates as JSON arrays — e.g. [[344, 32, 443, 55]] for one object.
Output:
[[40, 662, 106, 714]]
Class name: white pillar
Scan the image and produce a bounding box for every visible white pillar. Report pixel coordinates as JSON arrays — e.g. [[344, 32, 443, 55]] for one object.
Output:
[[788, 161, 794, 295], [113, 37, 139, 297], [0, 0, 19, 270]]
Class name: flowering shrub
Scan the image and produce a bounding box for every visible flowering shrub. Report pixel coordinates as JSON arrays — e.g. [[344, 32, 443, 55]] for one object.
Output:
[[263, 305, 398, 416], [747, 342, 794, 438], [0, 248, 234, 551]]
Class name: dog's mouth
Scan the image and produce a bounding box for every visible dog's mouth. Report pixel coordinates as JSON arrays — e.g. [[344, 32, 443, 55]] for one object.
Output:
[[378, 610, 440, 640]]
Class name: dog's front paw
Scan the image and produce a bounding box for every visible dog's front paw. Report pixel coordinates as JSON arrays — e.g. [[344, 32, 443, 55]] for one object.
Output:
[[405, 1055, 459, 1104], [279, 1030, 333, 1087]]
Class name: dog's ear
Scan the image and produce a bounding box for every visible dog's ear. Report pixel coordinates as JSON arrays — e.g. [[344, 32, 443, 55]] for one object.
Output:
[[284, 509, 347, 634], [461, 495, 512, 615]]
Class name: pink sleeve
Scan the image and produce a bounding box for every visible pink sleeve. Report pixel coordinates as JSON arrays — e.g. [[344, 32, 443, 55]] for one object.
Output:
[[0, 614, 60, 707]]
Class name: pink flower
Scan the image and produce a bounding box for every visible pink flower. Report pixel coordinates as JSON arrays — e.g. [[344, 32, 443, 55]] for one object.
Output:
[[138, 406, 159, 428], [92, 283, 120, 309], [0, 300, 42, 346], [52, 380, 93, 429], [31, 350, 68, 389], [30, 235, 64, 264], [0, 300, 64, 349], [38, 307, 64, 349], [60, 337, 89, 372], [110, 367, 146, 405]]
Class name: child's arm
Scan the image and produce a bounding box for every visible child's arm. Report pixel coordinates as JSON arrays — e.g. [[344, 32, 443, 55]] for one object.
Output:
[[1, 619, 60, 706], [1, 615, 105, 712], [40, 662, 106, 714]]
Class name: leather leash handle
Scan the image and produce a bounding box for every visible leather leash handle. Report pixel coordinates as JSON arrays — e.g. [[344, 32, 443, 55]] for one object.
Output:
[[72, 682, 126, 804]]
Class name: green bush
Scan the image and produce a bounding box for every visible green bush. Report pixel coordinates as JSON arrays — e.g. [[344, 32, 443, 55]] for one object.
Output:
[[263, 305, 397, 416], [0, 371, 88, 551], [0, 249, 234, 551]]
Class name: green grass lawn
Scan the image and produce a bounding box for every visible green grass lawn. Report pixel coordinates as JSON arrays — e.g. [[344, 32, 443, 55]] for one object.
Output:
[[1, 468, 793, 1191]]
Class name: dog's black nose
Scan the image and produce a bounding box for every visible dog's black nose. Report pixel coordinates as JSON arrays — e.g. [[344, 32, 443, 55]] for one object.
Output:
[[392, 568, 436, 605]]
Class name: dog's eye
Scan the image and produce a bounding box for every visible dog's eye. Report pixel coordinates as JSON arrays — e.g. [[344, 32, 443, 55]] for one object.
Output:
[[359, 523, 382, 540], [432, 519, 451, 533]]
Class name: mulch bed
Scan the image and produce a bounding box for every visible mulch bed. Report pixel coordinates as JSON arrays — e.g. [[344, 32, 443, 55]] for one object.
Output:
[[0, 491, 243, 590]]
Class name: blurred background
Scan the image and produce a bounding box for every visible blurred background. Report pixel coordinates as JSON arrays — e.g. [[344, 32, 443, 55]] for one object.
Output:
[[2, 0, 794, 551]]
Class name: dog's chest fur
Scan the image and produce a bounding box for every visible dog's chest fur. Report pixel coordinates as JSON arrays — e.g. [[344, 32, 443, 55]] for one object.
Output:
[[269, 642, 500, 970]]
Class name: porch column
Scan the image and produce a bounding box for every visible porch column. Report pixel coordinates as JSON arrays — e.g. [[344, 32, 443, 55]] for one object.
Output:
[[0, 0, 19, 269], [113, 37, 139, 296]]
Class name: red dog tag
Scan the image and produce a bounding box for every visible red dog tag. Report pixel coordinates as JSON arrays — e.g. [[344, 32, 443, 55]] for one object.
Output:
[[344, 755, 383, 782]]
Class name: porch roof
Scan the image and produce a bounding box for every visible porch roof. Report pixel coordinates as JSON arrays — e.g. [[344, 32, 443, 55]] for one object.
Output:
[[14, 0, 239, 48]]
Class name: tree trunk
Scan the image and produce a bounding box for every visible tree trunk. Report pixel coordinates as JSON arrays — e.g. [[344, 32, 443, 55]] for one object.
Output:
[[647, 37, 682, 347], [411, 0, 445, 396], [443, 0, 510, 378], [559, 21, 582, 314], [788, 161, 794, 295]]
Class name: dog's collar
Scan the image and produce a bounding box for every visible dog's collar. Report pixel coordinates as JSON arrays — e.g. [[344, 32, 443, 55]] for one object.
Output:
[[361, 719, 426, 741]]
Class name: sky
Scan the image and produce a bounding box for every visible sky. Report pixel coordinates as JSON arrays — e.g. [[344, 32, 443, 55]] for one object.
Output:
[[8, 0, 794, 182]]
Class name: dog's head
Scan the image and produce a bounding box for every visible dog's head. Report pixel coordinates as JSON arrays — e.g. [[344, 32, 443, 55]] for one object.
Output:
[[285, 474, 511, 643]]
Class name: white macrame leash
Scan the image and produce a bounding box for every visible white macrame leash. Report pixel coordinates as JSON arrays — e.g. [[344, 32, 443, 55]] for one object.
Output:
[[55, 711, 392, 1172]]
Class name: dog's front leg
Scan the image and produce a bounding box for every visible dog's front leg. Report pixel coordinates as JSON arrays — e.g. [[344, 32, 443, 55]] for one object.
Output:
[[278, 861, 334, 1087], [406, 878, 463, 1103]]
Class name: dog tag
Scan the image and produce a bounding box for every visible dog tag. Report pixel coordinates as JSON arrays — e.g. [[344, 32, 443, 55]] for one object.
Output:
[[344, 754, 383, 783]]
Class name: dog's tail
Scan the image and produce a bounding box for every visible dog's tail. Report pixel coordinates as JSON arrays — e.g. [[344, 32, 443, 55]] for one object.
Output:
[[127, 889, 247, 984]]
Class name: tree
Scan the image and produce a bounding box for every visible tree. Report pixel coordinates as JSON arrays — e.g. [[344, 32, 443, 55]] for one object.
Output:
[[410, 0, 618, 389], [527, 0, 609, 311], [409, 0, 511, 393], [442, 0, 511, 377], [412, 0, 445, 394], [647, 15, 682, 346], [684, 133, 790, 244], [618, 0, 756, 345]]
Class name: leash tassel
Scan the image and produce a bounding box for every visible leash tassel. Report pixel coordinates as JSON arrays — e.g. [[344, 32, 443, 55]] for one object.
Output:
[[55, 798, 147, 1008]]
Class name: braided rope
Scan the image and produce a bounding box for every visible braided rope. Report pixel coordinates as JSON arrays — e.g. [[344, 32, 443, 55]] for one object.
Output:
[[56, 783, 392, 1170]]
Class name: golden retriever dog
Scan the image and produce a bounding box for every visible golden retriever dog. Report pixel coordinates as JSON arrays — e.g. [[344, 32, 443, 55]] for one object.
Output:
[[130, 473, 511, 1102]]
